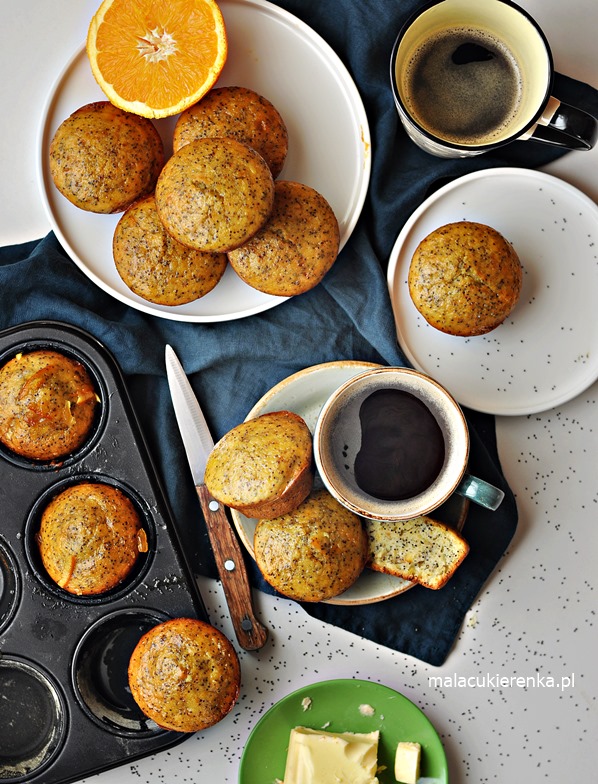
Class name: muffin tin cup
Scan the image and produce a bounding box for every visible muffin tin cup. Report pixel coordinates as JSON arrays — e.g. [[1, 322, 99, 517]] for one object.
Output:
[[0, 655, 67, 782], [0, 321, 209, 784]]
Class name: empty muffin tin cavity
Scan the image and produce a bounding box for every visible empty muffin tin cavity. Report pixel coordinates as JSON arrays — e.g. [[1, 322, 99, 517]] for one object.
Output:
[[24, 474, 156, 605], [0, 656, 67, 782], [0, 339, 107, 471], [72, 608, 169, 736], [0, 321, 208, 784], [0, 538, 20, 634]]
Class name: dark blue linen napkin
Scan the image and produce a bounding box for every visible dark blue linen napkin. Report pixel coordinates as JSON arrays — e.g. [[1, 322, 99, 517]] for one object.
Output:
[[2, 0, 597, 665]]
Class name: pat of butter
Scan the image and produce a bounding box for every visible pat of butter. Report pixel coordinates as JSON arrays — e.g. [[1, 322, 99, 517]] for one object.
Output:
[[283, 726, 380, 784], [394, 741, 421, 784]]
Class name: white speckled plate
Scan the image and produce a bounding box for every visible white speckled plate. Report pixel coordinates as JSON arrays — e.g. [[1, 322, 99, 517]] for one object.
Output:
[[230, 361, 468, 606], [387, 168, 598, 415], [37, 0, 371, 322]]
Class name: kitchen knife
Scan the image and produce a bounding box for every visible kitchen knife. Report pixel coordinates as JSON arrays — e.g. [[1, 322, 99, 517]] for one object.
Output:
[[165, 345, 268, 651]]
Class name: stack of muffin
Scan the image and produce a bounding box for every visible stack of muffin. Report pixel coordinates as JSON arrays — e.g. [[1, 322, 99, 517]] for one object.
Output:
[[49, 86, 340, 306]]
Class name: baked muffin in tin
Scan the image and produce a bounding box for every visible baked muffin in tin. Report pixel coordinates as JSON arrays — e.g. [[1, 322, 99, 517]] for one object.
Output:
[[0, 349, 99, 461], [37, 482, 148, 596]]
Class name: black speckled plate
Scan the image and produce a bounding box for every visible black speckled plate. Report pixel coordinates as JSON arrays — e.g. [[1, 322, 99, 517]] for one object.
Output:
[[387, 168, 598, 415]]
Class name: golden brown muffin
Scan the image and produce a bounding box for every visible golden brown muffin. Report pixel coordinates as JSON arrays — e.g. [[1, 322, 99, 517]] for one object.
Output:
[[254, 488, 368, 602], [173, 86, 289, 178], [49, 101, 164, 213], [113, 194, 227, 305], [365, 516, 469, 590], [155, 137, 275, 252], [204, 410, 313, 519], [0, 349, 98, 461], [227, 180, 340, 296], [408, 221, 523, 337], [128, 617, 240, 732], [37, 482, 148, 596]]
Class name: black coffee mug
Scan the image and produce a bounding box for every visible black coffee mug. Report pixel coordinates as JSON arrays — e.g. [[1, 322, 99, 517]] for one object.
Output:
[[390, 0, 598, 158]]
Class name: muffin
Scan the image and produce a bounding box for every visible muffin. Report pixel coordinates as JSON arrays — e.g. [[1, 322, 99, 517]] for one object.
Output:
[[254, 488, 368, 602], [365, 516, 469, 590], [227, 180, 340, 297], [0, 349, 98, 461], [113, 194, 228, 305], [173, 86, 289, 178], [37, 482, 148, 596], [155, 137, 275, 252], [204, 410, 313, 519], [49, 101, 164, 213], [128, 617, 240, 732], [408, 221, 523, 336]]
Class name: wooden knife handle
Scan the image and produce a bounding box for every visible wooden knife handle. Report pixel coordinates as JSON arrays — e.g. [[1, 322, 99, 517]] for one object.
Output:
[[196, 485, 268, 651]]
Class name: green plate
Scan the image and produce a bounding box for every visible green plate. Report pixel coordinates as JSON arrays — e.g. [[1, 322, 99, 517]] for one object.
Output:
[[238, 679, 448, 783]]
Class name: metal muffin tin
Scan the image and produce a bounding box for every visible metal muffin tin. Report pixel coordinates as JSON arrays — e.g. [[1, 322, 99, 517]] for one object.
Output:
[[0, 320, 208, 784]]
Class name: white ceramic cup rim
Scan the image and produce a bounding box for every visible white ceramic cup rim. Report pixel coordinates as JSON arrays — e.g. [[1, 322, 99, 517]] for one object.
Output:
[[390, 0, 554, 153], [313, 367, 470, 521]]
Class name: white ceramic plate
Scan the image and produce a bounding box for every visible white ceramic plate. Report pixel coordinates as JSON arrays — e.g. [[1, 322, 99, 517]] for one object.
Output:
[[387, 168, 598, 415], [37, 0, 371, 322], [230, 361, 468, 605]]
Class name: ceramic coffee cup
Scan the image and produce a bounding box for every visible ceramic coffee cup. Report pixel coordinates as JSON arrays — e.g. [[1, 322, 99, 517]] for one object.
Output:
[[313, 367, 504, 521], [390, 0, 598, 158]]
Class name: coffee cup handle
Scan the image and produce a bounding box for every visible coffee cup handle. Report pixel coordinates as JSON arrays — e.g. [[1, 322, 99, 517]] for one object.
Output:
[[528, 98, 598, 151], [455, 473, 505, 511]]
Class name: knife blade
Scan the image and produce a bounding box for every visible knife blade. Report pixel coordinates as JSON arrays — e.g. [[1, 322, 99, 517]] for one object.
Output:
[[165, 345, 268, 651]]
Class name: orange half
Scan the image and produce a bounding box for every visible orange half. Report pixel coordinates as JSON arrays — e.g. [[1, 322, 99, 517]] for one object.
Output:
[[87, 0, 228, 119]]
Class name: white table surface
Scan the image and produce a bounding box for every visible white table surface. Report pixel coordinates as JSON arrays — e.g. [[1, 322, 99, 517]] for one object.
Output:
[[1, 1, 597, 782]]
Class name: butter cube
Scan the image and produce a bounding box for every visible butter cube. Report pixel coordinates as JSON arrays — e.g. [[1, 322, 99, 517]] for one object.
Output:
[[283, 726, 380, 784], [394, 741, 421, 784]]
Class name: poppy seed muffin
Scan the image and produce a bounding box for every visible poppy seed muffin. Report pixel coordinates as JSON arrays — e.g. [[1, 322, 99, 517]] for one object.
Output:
[[204, 410, 313, 519], [128, 617, 240, 733], [37, 482, 148, 596], [227, 180, 340, 296], [49, 101, 164, 213], [155, 137, 275, 252], [173, 86, 289, 178], [113, 194, 228, 305], [0, 349, 98, 461], [408, 221, 523, 336], [254, 488, 368, 602]]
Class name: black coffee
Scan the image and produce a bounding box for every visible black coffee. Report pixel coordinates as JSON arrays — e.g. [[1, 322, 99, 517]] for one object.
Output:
[[403, 26, 523, 145], [354, 389, 445, 501]]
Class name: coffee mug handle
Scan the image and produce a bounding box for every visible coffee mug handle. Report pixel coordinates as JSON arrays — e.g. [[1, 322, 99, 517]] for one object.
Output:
[[529, 98, 598, 151], [455, 473, 505, 511]]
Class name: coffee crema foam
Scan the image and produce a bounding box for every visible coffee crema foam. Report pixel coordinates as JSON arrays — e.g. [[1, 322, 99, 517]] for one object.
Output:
[[403, 26, 524, 146]]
